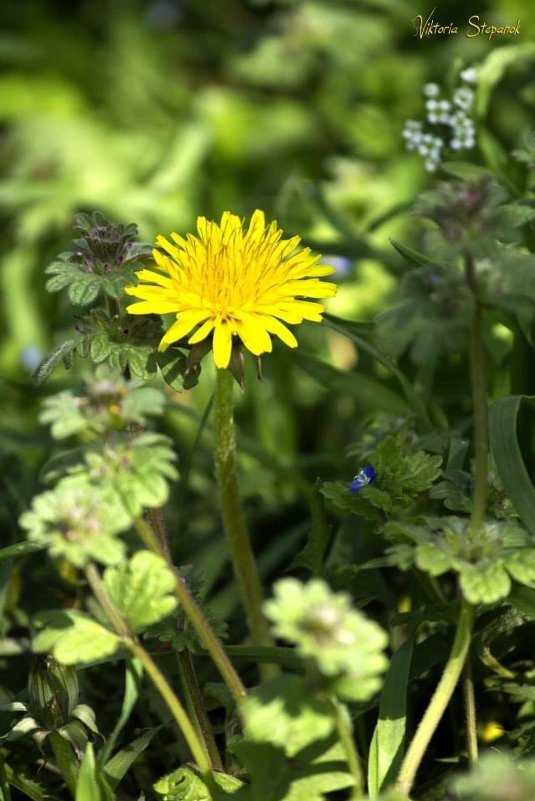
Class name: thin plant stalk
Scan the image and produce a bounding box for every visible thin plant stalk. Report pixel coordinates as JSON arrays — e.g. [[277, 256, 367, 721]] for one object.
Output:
[[397, 601, 474, 796], [214, 367, 276, 679], [465, 254, 488, 533], [332, 698, 363, 800], [135, 518, 247, 703], [84, 563, 214, 786], [127, 640, 214, 786], [177, 649, 224, 771], [462, 656, 479, 766], [128, 421, 227, 759]]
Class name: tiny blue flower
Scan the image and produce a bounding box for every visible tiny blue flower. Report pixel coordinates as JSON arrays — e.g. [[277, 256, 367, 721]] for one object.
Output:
[[349, 465, 377, 492]]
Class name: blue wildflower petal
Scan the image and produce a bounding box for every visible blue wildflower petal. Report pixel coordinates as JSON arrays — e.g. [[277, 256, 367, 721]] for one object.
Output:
[[349, 465, 377, 492]]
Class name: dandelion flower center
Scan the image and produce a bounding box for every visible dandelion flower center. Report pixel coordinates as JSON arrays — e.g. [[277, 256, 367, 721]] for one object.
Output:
[[125, 210, 337, 369]]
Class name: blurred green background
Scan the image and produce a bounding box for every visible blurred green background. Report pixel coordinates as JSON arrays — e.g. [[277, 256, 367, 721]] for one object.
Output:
[[1, 0, 534, 371], [1, 0, 535, 604]]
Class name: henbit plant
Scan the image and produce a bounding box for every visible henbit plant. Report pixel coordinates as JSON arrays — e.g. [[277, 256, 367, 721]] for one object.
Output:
[[3, 109, 535, 801]]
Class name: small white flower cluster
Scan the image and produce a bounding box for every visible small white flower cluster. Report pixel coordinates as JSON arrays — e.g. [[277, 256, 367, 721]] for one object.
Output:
[[402, 67, 478, 172]]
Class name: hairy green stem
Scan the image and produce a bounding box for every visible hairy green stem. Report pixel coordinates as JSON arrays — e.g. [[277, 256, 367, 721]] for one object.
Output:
[[48, 731, 78, 796], [177, 649, 223, 771], [84, 563, 213, 784], [332, 698, 363, 800], [127, 640, 213, 786], [214, 368, 276, 680], [135, 518, 247, 703], [462, 657, 479, 765], [396, 602, 474, 796], [85, 562, 129, 638], [465, 255, 488, 532]]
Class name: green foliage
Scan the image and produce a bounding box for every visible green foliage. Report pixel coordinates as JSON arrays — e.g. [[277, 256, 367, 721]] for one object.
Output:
[[32, 611, 121, 666], [76, 743, 114, 801], [19, 475, 130, 567], [229, 737, 355, 801], [40, 372, 165, 438], [154, 766, 243, 800], [368, 639, 413, 797], [264, 579, 387, 701], [454, 751, 535, 801], [5, 6, 535, 801], [240, 675, 337, 757], [103, 551, 177, 633], [83, 431, 177, 516], [386, 517, 535, 604], [321, 435, 442, 519], [44, 212, 149, 305]]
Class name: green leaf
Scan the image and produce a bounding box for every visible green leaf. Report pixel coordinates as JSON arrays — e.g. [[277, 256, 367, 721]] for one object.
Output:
[[157, 348, 191, 391], [321, 480, 391, 520], [389, 239, 430, 267], [68, 277, 101, 306], [20, 475, 130, 568], [0, 540, 47, 562], [231, 737, 354, 801], [294, 351, 411, 417], [495, 203, 535, 229], [33, 611, 121, 665], [440, 162, 490, 181], [415, 542, 454, 576], [153, 766, 243, 800], [89, 334, 112, 363], [99, 658, 143, 764], [103, 725, 163, 788], [86, 432, 177, 517], [368, 638, 413, 798], [3, 762, 59, 801], [323, 315, 431, 430], [240, 675, 336, 758], [289, 480, 331, 576], [489, 395, 535, 537], [39, 391, 88, 438], [459, 562, 511, 606], [476, 43, 535, 117], [33, 340, 77, 386], [76, 743, 113, 801], [103, 551, 177, 633]]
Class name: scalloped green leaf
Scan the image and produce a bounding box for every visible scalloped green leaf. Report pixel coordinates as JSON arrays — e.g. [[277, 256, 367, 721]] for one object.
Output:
[[68, 277, 101, 306], [103, 551, 177, 633], [459, 562, 511, 605], [33, 611, 121, 665]]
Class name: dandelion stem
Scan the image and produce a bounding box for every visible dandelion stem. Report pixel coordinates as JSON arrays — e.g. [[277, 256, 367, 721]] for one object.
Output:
[[397, 601, 474, 795], [135, 518, 247, 704], [214, 368, 277, 680]]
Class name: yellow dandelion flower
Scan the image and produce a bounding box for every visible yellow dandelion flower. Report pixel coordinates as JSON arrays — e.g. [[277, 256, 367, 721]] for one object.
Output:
[[125, 210, 337, 369]]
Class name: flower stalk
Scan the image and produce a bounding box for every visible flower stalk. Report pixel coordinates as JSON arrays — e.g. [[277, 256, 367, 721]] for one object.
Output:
[[397, 601, 474, 795], [332, 698, 363, 800], [465, 253, 488, 533], [214, 367, 277, 679], [135, 517, 247, 703], [84, 563, 214, 786]]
